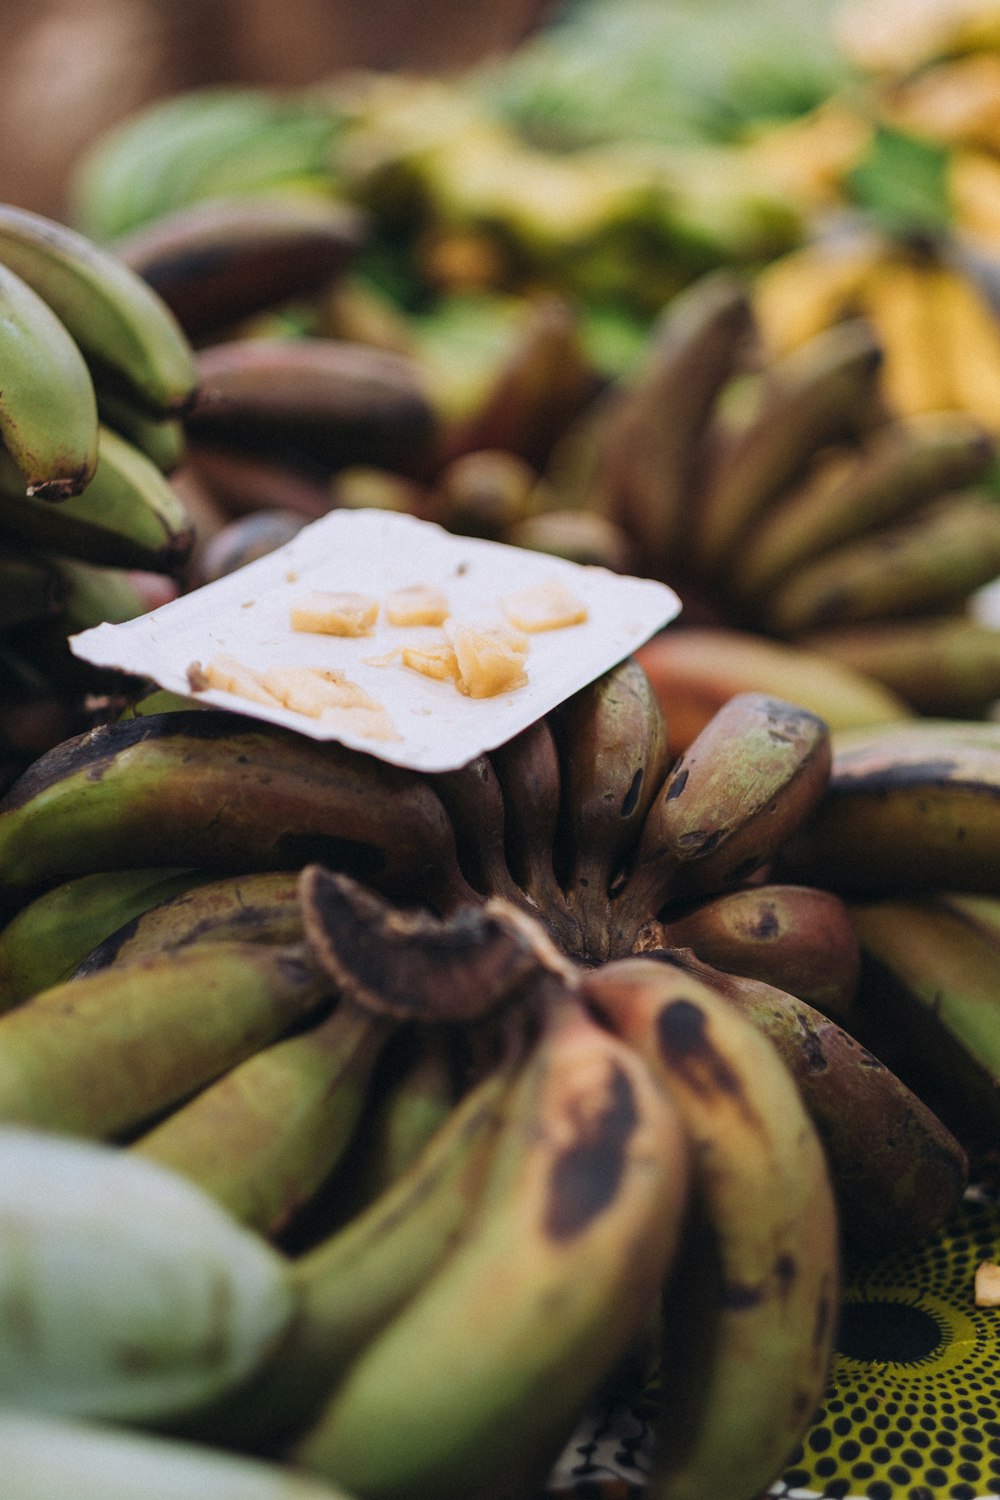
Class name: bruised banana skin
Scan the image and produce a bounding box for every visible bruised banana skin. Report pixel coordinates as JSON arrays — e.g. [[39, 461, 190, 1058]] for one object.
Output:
[[693, 318, 884, 575], [0, 939, 330, 1139], [730, 409, 996, 602], [113, 192, 367, 339], [666, 948, 968, 1251], [0, 866, 212, 1007], [75, 869, 304, 973], [762, 488, 1000, 636], [550, 657, 672, 962], [582, 956, 839, 1500], [608, 692, 831, 953], [292, 993, 690, 1500], [186, 337, 437, 477], [0, 423, 195, 574], [0, 259, 98, 498], [775, 718, 1000, 897], [596, 269, 756, 567], [850, 895, 1000, 1162], [0, 202, 198, 416], [659, 880, 861, 1021], [634, 624, 910, 758], [0, 711, 477, 913], [131, 999, 393, 1239]]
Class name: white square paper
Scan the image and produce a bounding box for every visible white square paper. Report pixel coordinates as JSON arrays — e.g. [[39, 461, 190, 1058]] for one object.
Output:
[[70, 510, 681, 772]]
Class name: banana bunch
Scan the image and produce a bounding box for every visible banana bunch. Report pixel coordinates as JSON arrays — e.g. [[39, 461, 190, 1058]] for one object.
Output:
[[775, 714, 1000, 1169], [0, 202, 201, 789]]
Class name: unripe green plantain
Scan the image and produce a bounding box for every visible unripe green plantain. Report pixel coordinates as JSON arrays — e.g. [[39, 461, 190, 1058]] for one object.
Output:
[[608, 692, 831, 952], [0, 711, 476, 911], [776, 718, 1000, 896], [803, 614, 1000, 719], [0, 866, 211, 1007], [0, 203, 198, 415], [0, 1412, 354, 1500], [293, 989, 690, 1500], [0, 1127, 294, 1422], [97, 387, 187, 472], [75, 869, 304, 973], [583, 955, 839, 1500], [0, 940, 329, 1138], [667, 948, 968, 1250], [0, 423, 195, 573], [132, 1000, 392, 1238], [763, 489, 1000, 635], [0, 260, 98, 498]]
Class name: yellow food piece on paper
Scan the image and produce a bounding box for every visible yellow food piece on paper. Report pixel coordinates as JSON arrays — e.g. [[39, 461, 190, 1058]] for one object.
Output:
[[188, 654, 284, 709], [400, 642, 461, 683], [500, 578, 588, 633], [259, 665, 381, 719], [975, 1261, 1000, 1306], [290, 590, 379, 636], [319, 702, 401, 742], [385, 584, 450, 627], [449, 623, 529, 698]]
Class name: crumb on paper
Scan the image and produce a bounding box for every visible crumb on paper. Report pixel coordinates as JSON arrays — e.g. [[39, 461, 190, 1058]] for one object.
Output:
[[448, 622, 529, 698], [400, 642, 461, 683], [260, 665, 382, 719], [187, 655, 283, 709], [385, 584, 450, 627], [500, 578, 588, 633], [975, 1261, 1000, 1306], [290, 590, 379, 636], [319, 702, 401, 742]]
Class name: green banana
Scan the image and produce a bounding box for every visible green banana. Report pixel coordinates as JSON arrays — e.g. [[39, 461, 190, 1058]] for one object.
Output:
[[607, 691, 831, 952], [0, 1411, 354, 1500], [186, 337, 437, 477], [0, 259, 98, 498], [730, 409, 996, 602], [0, 203, 198, 416], [0, 711, 476, 912], [594, 268, 755, 569], [667, 948, 968, 1250], [803, 614, 1000, 719], [0, 423, 195, 573], [0, 1126, 294, 1422], [0, 939, 330, 1138], [132, 999, 392, 1239], [97, 387, 187, 473], [0, 866, 212, 1007], [692, 317, 884, 575], [75, 869, 304, 973], [775, 718, 1000, 896], [114, 192, 366, 340], [762, 488, 1000, 635], [292, 988, 689, 1500], [850, 895, 1000, 1161], [583, 955, 839, 1500], [549, 656, 672, 963]]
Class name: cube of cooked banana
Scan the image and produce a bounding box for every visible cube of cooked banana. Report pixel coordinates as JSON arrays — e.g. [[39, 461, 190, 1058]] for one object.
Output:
[[449, 622, 529, 698], [385, 584, 450, 627], [259, 665, 382, 719], [187, 654, 284, 709], [290, 590, 379, 637], [319, 702, 401, 742], [400, 642, 461, 683], [500, 578, 588, 633]]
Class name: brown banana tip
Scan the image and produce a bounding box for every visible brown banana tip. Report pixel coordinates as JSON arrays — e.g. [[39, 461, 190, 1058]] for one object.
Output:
[[297, 864, 556, 1021]]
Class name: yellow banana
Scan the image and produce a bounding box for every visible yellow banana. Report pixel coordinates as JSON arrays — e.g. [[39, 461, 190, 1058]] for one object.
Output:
[[583, 955, 839, 1500]]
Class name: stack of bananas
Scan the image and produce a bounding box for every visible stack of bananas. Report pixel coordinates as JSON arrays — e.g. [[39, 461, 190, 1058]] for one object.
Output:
[[0, 661, 976, 1499], [0, 203, 200, 788]]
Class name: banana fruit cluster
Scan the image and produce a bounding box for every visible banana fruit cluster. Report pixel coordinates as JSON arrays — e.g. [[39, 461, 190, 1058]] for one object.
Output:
[[0, 658, 974, 1497], [0, 202, 200, 789]]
